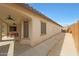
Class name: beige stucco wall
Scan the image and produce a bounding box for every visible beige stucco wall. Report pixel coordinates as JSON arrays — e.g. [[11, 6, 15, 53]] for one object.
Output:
[[30, 15, 62, 46], [0, 4, 62, 47]]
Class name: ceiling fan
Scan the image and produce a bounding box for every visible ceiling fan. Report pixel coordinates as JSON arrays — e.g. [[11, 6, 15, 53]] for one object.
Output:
[[7, 15, 15, 21]]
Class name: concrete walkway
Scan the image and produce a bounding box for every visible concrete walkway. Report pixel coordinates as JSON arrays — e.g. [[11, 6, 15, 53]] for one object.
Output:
[[60, 33, 77, 56], [1, 33, 77, 56], [18, 32, 65, 56]]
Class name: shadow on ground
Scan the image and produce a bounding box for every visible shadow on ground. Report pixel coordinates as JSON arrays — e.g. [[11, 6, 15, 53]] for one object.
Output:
[[0, 44, 10, 56], [14, 42, 32, 56], [47, 32, 65, 56], [14, 32, 65, 56]]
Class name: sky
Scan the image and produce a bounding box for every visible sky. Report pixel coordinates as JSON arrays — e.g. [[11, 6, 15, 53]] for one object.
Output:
[[29, 3, 79, 26]]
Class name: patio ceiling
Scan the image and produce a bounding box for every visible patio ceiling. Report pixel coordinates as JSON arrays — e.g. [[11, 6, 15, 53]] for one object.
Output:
[[0, 5, 25, 25]]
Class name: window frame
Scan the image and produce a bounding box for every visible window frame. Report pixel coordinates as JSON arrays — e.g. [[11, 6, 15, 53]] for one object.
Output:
[[41, 21, 46, 35]]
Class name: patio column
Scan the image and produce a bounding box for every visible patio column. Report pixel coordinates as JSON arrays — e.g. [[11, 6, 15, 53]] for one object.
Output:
[[17, 23, 21, 40], [4, 24, 7, 36]]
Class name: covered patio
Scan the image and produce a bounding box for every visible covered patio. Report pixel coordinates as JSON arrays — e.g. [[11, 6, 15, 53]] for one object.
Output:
[[0, 4, 33, 56], [0, 4, 32, 45]]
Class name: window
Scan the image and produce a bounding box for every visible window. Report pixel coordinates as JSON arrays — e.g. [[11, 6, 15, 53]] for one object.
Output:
[[9, 26, 16, 32], [41, 22, 46, 35]]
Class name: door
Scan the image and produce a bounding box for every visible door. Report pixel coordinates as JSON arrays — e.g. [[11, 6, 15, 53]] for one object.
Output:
[[24, 21, 29, 38]]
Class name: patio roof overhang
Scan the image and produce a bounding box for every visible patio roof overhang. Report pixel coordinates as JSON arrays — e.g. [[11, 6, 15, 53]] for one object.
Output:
[[0, 4, 31, 25]]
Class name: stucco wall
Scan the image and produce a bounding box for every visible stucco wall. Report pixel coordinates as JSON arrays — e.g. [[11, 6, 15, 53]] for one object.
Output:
[[30, 15, 62, 46]]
